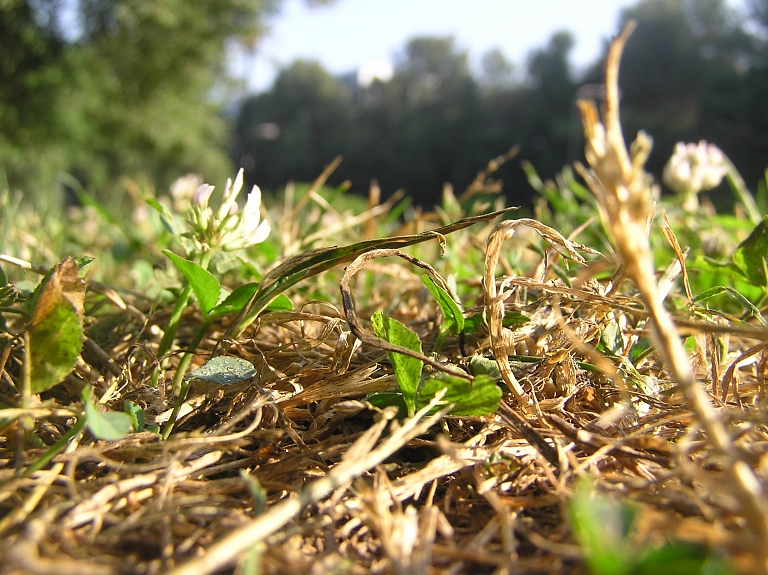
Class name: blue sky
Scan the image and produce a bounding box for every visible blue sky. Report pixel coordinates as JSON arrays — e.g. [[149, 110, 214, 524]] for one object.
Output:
[[234, 0, 749, 93]]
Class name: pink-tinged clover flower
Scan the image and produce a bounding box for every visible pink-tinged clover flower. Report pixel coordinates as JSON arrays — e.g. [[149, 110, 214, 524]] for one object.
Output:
[[170, 173, 203, 212], [188, 184, 215, 237], [191, 184, 215, 208]]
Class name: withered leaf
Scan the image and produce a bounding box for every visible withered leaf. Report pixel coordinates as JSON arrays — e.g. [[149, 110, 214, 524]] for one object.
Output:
[[28, 258, 87, 393]]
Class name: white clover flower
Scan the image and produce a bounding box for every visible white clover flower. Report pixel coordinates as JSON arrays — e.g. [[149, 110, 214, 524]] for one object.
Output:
[[217, 169, 245, 223], [240, 185, 271, 245], [180, 169, 270, 253], [218, 184, 271, 251], [663, 140, 726, 210]]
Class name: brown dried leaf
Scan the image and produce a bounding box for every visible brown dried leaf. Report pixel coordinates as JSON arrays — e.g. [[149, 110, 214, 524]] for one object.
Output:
[[28, 258, 87, 393]]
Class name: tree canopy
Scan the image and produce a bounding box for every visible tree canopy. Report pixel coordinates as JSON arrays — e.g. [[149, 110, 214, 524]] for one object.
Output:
[[3, 0, 767, 210], [1, 0, 284, 204], [233, 30, 579, 207], [234, 0, 768, 209]]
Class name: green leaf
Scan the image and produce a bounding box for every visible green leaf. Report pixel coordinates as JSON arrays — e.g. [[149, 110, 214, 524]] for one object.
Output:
[[421, 275, 464, 334], [71, 255, 96, 276], [145, 197, 165, 215], [691, 255, 734, 277], [731, 215, 768, 288], [186, 356, 256, 386], [629, 338, 653, 364], [757, 170, 768, 215], [30, 305, 82, 393], [163, 250, 221, 315], [463, 313, 484, 333], [371, 310, 423, 417], [690, 256, 764, 305], [0, 267, 15, 319], [229, 207, 519, 340], [634, 542, 734, 575], [87, 409, 132, 441], [28, 259, 86, 393], [123, 400, 145, 431], [211, 284, 293, 320], [601, 320, 625, 355], [463, 311, 529, 334], [264, 293, 294, 312], [210, 282, 260, 318], [367, 391, 409, 419], [568, 476, 637, 575], [83, 388, 132, 441], [502, 311, 531, 327], [146, 198, 183, 235], [469, 355, 502, 380], [416, 374, 501, 416]]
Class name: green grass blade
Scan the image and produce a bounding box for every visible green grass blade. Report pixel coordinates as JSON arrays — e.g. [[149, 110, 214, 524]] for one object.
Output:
[[225, 207, 518, 341], [422, 274, 464, 335], [694, 285, 768, 326]]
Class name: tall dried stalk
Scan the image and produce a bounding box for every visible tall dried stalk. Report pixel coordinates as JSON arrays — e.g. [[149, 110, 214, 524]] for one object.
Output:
[[575, 21, 768, 563]]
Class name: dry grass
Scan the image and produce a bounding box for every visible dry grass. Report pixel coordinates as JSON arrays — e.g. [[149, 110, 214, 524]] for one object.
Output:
[[2, 24, 768, 575]]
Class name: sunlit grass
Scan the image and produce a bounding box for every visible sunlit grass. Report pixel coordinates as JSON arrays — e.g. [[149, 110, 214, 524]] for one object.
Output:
[[1, 27, 768, 575]]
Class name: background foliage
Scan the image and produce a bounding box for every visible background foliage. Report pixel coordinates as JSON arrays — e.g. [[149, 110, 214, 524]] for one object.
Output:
[[2, 0, 768, 209], [233, 0, 768, 208], [0, 0, 283, 205]]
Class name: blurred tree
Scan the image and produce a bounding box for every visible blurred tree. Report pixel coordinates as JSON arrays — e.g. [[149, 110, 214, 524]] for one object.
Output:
[[0, 0, 68, 197], [395, 36, 471, 94], [0, 0, 337, 206], [479, 48, 515, 92], [233, 60, 353, 189], [750, 0, 768, 31], [520, 31, 577, 177], [382, 37, 488, 205], [234, 32, 580, 208], [235, 36, 495, 207], [233, 0, 768, 210]]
